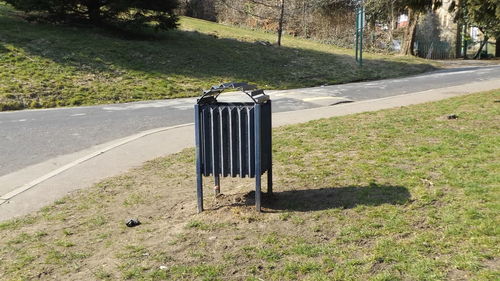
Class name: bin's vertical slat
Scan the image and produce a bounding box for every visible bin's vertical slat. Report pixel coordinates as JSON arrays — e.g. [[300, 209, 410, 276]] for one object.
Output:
[[194, 104, 203, 212], [220, 107, 230, 177], [247, 107, 251, 177], [237, 108, 242, 177], [266, 101, 273, 194], [225, 108, 232, 177], [245, 107, 251, 177], [202, 107, 212, 176], [238, 108, 247, 177], [214, 107, 221, 194], [261, 102, 271, 173], [259, 104, 266, 173], [218, 107, 224, 176], [210, 107, 219, 177], [254, 104, 262, 211], [247, 107, 255, 178], [229, 107, 236, 177], [201, 106, 206, 175]]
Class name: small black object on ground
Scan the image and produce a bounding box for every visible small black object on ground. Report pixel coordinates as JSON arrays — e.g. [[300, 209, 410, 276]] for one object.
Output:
[[126, 219, 141, 227], [447, 114, 458, 120]]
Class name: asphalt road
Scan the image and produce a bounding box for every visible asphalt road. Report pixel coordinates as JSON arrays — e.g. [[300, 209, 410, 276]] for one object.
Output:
[[1, 65, 499, 176]]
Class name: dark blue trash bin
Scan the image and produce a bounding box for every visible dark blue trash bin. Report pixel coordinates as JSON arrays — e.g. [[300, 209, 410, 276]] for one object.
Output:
[[194, 82, 272, 212]]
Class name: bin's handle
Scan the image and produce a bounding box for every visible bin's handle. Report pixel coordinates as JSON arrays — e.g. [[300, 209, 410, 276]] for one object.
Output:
[[197, 82, 269, 105]]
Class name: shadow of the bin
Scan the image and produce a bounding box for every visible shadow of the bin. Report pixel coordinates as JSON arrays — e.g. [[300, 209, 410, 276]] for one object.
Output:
[[256, 184, 410, 212]]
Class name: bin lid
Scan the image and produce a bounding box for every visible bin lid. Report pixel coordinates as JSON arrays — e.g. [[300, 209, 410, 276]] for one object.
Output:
[[197, 82, 269, 105]]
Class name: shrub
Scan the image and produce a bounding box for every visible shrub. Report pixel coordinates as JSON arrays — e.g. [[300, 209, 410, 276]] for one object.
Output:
[[5, 0, 179, 31]]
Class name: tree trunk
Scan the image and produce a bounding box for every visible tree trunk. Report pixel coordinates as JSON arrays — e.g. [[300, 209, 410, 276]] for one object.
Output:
[[302, 0, 308, 38], [389, 1, 396, 42], [496, 37, 500, 57], [455, 23, 463, 58], [473, 36, 488, 59], [277, 0, 285, 46], [401, 8, 419, 56], [87, 0, 102, 24]]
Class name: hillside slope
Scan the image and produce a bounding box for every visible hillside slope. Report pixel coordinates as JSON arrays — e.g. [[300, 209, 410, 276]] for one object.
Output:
[[0, 4, 436, 110]]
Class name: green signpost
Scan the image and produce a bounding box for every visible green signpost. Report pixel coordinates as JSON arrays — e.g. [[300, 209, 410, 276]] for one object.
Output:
[[355, 2, 365, 66]]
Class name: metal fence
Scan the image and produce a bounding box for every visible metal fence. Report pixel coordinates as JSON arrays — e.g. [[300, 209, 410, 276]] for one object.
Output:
[[415, 40, 456, 60]]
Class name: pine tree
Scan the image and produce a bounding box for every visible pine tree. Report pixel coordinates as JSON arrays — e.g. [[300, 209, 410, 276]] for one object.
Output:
[[5, 0, 179, 31]]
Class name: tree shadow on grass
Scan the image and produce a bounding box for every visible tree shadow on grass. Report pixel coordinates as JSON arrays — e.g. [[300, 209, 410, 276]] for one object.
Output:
[[0, 42, 8, 53], [246, 184, 410, 212], [0, 10, 437, 93]]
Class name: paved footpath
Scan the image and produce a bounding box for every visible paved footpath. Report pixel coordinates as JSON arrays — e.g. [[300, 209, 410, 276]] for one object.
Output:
[[2, 65, 499, 177], [0, 78, 499, 221]]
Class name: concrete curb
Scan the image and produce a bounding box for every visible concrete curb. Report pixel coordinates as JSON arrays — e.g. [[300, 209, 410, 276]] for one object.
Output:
[[1, 79, 499, 221], [0, 123, 193, 202]]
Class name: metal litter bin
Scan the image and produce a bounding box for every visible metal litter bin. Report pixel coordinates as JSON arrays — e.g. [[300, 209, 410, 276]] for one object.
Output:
[[194, 82, 272, 212]]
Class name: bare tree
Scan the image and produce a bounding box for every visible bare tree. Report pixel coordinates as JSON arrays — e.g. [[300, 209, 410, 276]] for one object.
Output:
[[277, 0, 285, 46]]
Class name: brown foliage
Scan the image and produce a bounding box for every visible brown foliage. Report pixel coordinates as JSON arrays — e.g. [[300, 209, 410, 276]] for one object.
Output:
[[178, 0, 356, 48]]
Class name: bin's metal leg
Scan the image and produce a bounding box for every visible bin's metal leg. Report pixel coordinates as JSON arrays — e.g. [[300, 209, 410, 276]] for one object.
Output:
[[267, 169, 273, 195], [256, 175, 262, 212], [195, 105, 203, 213], [214, 175, 220, 196], [197, 172, 203, 213]]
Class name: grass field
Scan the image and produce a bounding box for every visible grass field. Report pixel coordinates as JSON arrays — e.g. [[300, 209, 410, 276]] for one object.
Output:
[[1, 91, 498, 280], [0, 3, 437, 111]]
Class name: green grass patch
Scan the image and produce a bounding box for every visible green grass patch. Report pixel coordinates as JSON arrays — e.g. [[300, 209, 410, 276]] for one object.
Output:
[[0, 3, 437, 110], [0, 91, 498, 280]]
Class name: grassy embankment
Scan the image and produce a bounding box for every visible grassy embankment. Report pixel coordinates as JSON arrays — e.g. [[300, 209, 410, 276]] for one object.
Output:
[[0, 3, 437, 111], [1, 90, 498, 280]]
